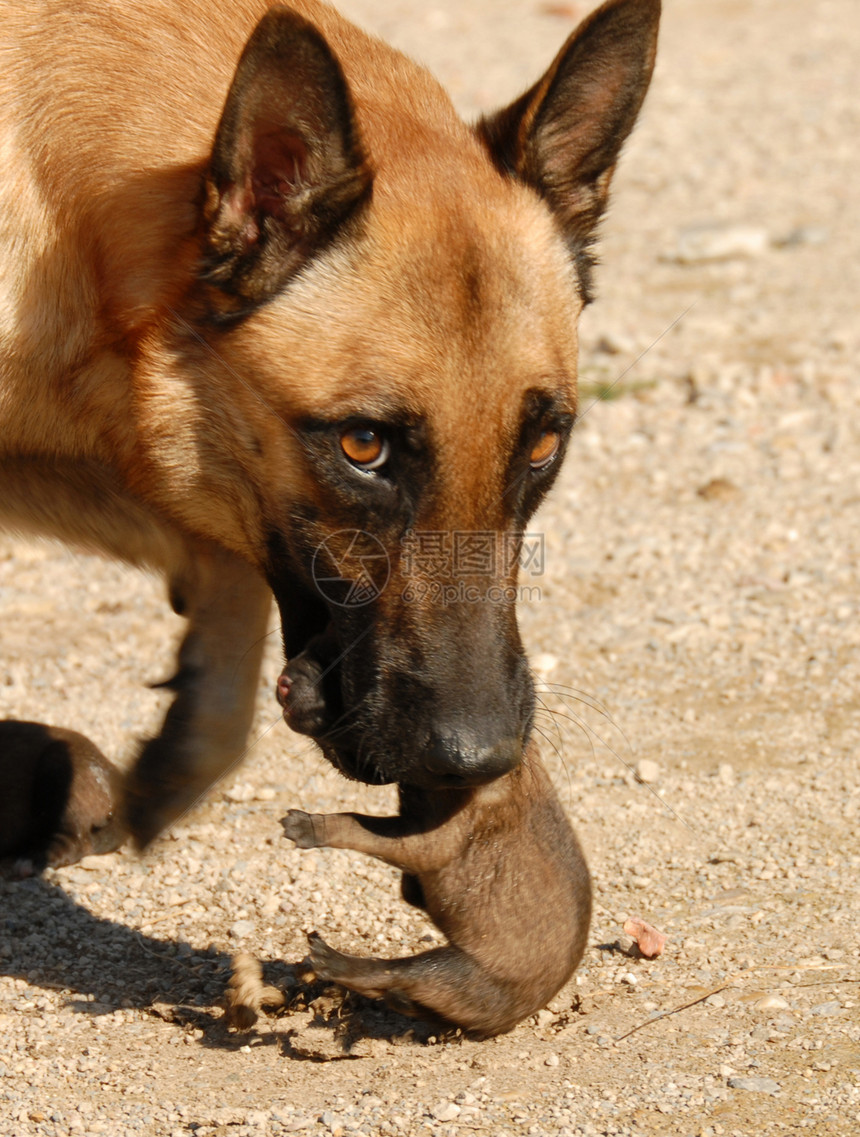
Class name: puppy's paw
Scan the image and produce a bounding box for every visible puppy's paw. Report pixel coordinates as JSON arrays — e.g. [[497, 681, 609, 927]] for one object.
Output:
[[280, 809, 322, 848], [307, 931, 350, 981]]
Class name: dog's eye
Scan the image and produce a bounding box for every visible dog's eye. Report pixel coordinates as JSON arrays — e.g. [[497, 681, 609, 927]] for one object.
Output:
[[340, 426, 390, 471], [529, 429, 560, 469]]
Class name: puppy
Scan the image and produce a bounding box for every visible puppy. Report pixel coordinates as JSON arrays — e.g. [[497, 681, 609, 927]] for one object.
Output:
[[281, 741, 590, 1036]]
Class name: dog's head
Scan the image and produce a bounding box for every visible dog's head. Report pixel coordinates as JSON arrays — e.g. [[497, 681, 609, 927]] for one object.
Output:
[[182, 0, 660, 788]]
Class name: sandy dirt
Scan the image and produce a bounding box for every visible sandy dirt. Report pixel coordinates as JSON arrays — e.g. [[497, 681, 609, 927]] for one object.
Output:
[[1, 0, 858, 1134]]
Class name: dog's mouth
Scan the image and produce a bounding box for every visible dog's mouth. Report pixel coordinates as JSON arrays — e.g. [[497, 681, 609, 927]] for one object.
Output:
[[276, 600, 532, 790]]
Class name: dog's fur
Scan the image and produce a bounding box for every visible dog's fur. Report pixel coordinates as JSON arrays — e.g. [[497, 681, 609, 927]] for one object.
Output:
[[281, 740, 591, 1036], [0, 0, 660, 846]]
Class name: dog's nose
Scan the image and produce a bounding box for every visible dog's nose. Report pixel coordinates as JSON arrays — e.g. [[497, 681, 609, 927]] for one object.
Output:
[[421, 727, 521, 787]]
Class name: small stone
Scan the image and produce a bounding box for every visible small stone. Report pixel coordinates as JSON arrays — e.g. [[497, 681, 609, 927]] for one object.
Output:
[[669, 223, 770, 264], [531, 652, 559, 677], [431, 1102, 461, 1122], [594, 331, 635, 355], [717, 763, 736, 786], [705, 994, 726, 1008], [229, 919, 255, 939], [727, 1076, 781, 1095], [545, 1052, 560, 1067], [223, 782, 256, 803], [635, 759, 660, 784], [620, 972, 638, 986], [754, 995, 790, 1012], [809, 1001, 841, 1016], [697, 478, 741, 502], [775, 225, 829, 248]]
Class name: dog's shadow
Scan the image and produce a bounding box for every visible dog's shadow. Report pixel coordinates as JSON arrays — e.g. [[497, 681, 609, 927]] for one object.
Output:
[[0, 873, 435, 1056]]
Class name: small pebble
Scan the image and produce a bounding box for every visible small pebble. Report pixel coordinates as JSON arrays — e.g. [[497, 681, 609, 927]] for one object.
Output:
[[727, 1076, 781, 1095], [754, 995, 790, 1012], [635, 759, 660, 784], [809, 1001, 841, 1016], [430, 1102, 461, 1122], [223, 783, 256, 803], [669, 222, 770, 263], [531, 652, 560, 676]]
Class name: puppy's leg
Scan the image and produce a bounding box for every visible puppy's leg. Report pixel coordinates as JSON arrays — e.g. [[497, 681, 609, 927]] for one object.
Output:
[[281, 808, 463, 875], [307, 933, 519, 1037], [124, 547, 271, 848]]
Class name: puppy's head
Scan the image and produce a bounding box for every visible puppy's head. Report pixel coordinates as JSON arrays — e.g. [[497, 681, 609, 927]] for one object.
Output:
[[185, 0, 661, 787]]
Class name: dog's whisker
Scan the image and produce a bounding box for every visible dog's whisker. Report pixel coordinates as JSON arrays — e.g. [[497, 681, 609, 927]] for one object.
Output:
[[532, 691, 566, 758], [230, 624, 283, 688], [531, 715, 573, 804], [544, 705, 694, 832], [537, 688, 633, 755], [535, 705, 598, 766], [532, 677, 614, 717]]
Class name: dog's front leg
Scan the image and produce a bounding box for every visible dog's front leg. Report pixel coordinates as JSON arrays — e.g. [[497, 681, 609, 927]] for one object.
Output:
[[124, 546, 271, 848]]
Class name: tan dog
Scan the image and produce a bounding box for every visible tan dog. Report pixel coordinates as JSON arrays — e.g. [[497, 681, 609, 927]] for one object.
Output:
[[281, 740, 591, 1036], [0, 1, 660, 847]]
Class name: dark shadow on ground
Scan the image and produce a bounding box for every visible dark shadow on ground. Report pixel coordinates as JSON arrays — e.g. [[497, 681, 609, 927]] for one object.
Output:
[[0, 873, 231, 1010], [0, 874, 443, 1055]]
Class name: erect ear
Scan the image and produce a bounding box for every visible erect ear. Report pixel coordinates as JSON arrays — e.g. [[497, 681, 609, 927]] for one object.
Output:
[[200, 6, 373, 318], [477, 0, 660, 301]]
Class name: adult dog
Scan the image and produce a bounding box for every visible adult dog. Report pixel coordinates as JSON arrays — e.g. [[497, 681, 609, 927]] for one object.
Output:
[[0, 0, 660, 847]]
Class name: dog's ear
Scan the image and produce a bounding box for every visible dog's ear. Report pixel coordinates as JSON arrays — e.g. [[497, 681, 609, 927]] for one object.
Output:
[[477, 0, 660, 300], [200, 7, 372, 317]]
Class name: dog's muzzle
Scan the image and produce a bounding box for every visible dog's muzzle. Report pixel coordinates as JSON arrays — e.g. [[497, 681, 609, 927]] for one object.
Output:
[[418, 726, 522, 788]]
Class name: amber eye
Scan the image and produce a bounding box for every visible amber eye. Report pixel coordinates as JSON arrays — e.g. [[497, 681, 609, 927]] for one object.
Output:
[[340, 425, 390, 471], [529, 429, 561, 469]]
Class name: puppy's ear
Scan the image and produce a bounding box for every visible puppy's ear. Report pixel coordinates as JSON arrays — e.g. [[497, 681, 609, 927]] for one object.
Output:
[[477, 0, 660, 300], [200, 6, 372, 317]]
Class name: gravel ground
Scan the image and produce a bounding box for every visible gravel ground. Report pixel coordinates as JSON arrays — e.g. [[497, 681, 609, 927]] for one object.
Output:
[[2, 0, 859, 1134]]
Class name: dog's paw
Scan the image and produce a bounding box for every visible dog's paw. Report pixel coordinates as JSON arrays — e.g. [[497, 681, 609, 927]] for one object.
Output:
[[280, 809, 322, 848]]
